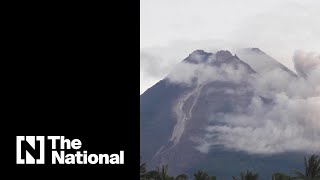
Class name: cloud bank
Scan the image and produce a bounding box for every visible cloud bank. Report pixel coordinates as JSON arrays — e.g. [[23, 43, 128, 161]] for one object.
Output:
[[140, 0, 320, 93], [182, 51, 320, 154]]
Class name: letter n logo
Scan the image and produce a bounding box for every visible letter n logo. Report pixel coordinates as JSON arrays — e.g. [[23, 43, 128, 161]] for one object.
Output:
[[16, 136, 45, 164]]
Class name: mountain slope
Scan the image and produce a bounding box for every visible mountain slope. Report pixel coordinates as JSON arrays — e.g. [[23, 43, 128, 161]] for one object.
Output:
[[236, 48, 297, 77], [140, 49, 305, 179]]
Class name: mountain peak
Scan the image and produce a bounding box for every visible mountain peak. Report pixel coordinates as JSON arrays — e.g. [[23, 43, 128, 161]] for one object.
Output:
[[184, 49, 251, 67], [215, 50, 241, 63], [241, 48, 267, 55], [249, 47, 262, 52], [182, 49, 256, 74], [190, 49, 208, 55], [216, 50, 233, 59], [236, 48, 297, 77], [184, 49, 213, 64]]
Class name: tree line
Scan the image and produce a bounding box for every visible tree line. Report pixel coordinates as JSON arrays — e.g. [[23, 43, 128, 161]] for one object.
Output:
[[140, 154, 320, 180]]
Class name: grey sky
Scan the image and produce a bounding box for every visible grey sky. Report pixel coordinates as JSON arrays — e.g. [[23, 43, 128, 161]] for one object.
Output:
[[140, 0, 320, 94]]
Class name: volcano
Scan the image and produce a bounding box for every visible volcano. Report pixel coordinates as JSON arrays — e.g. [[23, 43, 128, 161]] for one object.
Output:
[[140, 48, 311, 179]]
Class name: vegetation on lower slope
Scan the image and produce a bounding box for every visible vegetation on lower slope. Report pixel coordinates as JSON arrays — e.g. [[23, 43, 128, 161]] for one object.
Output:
[[140, 155, 320, 180]]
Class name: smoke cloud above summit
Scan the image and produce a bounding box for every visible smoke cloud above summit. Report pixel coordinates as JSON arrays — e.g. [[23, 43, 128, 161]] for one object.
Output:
[[294, 50, 320, 81]]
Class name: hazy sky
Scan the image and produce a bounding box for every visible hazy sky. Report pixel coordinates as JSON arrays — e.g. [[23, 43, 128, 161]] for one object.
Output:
[[140, 0, 320, 94]]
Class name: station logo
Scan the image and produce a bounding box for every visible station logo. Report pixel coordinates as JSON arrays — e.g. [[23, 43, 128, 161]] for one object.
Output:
[[16, 136, 124, 165]]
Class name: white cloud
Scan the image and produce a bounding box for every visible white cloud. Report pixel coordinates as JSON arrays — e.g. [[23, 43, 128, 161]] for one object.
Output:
[[202, 95, 320, 154], [140, 0, 320, 93], [194, 51, 320, 154], [294, 50, 320, 78]]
